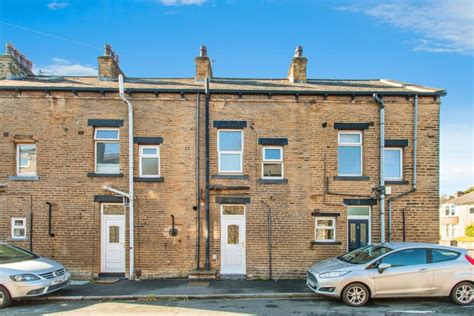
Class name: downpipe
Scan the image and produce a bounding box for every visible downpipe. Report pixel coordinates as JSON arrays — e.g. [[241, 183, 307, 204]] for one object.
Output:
[[204, 78, 211, 271], [373, 94, 385, 243], [119, 74, 135, 280]]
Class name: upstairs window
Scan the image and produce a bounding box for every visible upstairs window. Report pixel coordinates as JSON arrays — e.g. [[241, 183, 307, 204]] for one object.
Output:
[[470, 207, 474, 215], [11, 218, 26, 240], [314, 217, 336, 242], [139, 145, 160, 177], [218, 130, 243, 173], [262, 147, 283, 179], [95, 128, 120, 174], [338, 131, 362, 176], [384, 148, 403, 180], [17, 144, 36, 176]]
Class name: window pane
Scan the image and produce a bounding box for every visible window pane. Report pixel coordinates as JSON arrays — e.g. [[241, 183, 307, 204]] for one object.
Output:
[[96, 142, 120, 173], [219, 131, 242, 151], [18, 144, 36, 175], [220, 153, 241, 172], [432, 249, 460, 263], [109, 226, 120, 243], [470, 207, 474, 215], [14, 220, 24, 226], [103, 204, 124, 215], [316, 228, 334, 241], [14, 228, 25, 238], [263, 163, 282, 177], [385, 149, 401, 178], [381, 249, 427, 267], [340, 133, 361, 143], [142, 148, 157, 155], [347, 207, 370, 216], [142, 157, 159, 176], [317, 219, 334, 227], [222, 205, 245, 215], [96, 130, 119, 139], [227, 225, 240, 244], [338, 146, 361, 175], [264, 148, 281, 160]]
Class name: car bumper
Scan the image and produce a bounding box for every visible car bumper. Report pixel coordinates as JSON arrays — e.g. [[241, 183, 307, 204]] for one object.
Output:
[[306, 271, 343, 298], [7, 272, 71, 298]]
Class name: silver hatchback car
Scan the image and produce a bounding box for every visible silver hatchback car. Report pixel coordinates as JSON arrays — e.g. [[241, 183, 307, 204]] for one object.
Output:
[[0, 243, 70, 308], [307, 242, 474, 306]]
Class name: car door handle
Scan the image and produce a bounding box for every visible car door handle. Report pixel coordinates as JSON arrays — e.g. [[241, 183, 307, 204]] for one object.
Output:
[[418, 268, 431, 273]]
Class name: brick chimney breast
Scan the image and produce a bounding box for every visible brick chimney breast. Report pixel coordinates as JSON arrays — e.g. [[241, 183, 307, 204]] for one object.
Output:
[[194, 45, 212, 82], [287, 45, 307, 83], [0, 43, 34, 79], [98, 44, 124, 81]]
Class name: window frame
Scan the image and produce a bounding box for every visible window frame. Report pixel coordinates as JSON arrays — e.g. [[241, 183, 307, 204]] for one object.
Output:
[[337, 131, 363, 177], [217, 129, 244, 174], [384, 147, 403, 180], [378, 248, 429, 267], [139, 145, 160, 178], [262, 146, 284, 179], [16, 143, 37, 176], [314, 216, 336, 242], [11, 217, 27, 240], [94, 128, 120, 174]]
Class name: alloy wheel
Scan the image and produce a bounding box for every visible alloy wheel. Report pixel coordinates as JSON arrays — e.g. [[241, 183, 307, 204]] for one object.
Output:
[[0, 292, 4, 306], [455, 284, 473, 304], [347, 285, 367, 305]]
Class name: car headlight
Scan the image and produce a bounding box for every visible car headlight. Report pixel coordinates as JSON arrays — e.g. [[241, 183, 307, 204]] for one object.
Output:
[[10, 273, 41, 282], [319, 271, 351, 278]]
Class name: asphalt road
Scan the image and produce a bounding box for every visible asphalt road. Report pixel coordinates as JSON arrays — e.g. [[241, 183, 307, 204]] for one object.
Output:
[[2, 297, 473, 315]]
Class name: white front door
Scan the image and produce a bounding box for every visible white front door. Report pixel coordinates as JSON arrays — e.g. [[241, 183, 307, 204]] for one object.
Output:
[[101, 213, 125, 273], [221, 205, 246, 275]]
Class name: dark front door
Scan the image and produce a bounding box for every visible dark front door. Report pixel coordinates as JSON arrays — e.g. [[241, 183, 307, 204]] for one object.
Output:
[[348, 219, 369, 252]]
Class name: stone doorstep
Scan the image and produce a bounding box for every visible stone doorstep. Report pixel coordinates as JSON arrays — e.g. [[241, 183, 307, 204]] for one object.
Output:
[[188, 269, 219, 280]]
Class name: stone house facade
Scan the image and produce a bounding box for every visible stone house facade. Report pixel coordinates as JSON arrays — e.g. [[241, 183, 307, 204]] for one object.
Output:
[[0, 43, 445, 279]]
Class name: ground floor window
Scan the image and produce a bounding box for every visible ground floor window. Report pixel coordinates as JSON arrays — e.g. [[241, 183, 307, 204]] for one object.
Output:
[[314, 217, 336, 242], [443, 224, 457, 238], [11, 217, 26, 240]]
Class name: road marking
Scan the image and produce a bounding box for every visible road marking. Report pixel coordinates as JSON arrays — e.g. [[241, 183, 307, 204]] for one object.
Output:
[[389, 311, 433, 314]]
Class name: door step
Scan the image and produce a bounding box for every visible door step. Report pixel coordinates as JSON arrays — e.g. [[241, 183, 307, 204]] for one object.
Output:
[[220, 274, 246, 280], [188, 269, 219, 280]]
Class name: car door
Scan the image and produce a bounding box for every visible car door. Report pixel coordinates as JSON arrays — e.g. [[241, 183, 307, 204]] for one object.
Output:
[[373, 248, 434, 296]]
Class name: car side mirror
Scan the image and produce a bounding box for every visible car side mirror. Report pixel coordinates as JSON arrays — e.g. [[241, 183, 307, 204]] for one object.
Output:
[[378, 263, 391, 273]]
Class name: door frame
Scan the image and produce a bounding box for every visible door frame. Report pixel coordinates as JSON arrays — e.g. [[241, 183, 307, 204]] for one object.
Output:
[[347, 206, 372, 252], [100, 203, 126, 273], [220, 204, 246, 275]]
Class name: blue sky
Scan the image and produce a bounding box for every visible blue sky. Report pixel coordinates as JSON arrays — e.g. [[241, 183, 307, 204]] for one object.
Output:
[[0, 0, 472, 195]]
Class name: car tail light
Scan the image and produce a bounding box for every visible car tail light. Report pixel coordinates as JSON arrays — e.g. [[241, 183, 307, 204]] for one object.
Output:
[[465, 255, 474, 265]]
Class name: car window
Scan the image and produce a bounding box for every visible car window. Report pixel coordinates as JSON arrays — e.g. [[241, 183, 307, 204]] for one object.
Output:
[[339, 245, 393, 264], [380, 248, 427, 267], [0, 244, 38, 264], [431, 249, 460, 263]]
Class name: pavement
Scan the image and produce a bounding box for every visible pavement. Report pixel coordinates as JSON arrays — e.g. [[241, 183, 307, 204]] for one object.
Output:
[[24, 278, 316, 301]]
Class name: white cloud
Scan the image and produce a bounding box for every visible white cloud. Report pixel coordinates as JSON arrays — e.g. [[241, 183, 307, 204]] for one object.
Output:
[[159, 0, 206, 6], [337, 0, 474, 55], [35, 58, 96, 76], [47, 2, 70, 10]]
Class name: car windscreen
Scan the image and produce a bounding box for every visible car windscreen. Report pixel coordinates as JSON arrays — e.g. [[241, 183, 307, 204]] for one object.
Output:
[[0, 244, 38, 264], [338, 245, 393, 264]]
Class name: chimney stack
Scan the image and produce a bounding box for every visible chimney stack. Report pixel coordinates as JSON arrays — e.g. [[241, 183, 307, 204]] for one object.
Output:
[[195, 45, 212, 82], [98, 44, 124, 80], [287, 45, 307, 83], [0, 43, 34, 79]]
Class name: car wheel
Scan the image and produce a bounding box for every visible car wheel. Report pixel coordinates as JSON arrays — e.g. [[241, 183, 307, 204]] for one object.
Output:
[[0, 286, 12, 309], [451, 282, 473, 306], [342, 283, 370, 307]]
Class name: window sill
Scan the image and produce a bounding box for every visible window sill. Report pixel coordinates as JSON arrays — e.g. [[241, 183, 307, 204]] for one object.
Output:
[[311, 241, 342, 246], [9, 176, 40, 181], [385, 180, 409, 185], [211, 174, 249, 180], [334, 176, 370, 181], [134, 177, 164, 183], [258, 178, 288, 185], [87, 173, 124, 178]]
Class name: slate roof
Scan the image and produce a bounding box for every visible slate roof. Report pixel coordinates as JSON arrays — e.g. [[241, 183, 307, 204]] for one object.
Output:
[[0, 76, 446, 96], [445, 192, 474, 206]]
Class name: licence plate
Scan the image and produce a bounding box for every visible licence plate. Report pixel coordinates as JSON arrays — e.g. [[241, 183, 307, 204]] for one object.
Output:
[[52, 276, 68, 285]]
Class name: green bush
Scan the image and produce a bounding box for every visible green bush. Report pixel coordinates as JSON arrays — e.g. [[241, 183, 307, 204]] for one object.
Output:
[[465, 224, 474, 237]]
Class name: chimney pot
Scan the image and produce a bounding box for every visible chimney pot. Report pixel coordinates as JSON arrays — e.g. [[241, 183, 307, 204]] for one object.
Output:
[[98, 44, 124, 80], [287, 45, 308, 83], [195, 45, 212, 82], [0, 43, 34, 79]]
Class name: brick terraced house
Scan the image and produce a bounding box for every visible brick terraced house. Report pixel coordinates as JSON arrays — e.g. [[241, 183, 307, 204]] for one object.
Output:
[[0, 43, 445, 279]]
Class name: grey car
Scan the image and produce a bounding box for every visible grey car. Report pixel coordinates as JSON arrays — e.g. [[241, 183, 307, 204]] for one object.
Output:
[[307, 242, 474, 306], [0, 243, 70, 308]]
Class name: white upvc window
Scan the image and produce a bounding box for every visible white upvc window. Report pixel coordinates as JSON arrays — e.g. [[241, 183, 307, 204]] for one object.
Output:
[[218, 130, 243, 173], [384, 148, 403, 180], [11, 217, 26, 240], [445, 224, 456, 238], [444, 206, 450, 216], [338, 131, 362, 176], [139, 145, 160, 177], [94, 128, 120, 174], [16, 144, 37, 176], [262, 146, 283, 179], [314, 217, 336, 242]]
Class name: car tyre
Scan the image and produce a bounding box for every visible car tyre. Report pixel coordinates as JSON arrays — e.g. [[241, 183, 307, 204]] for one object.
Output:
[[450, 282, 473, 306], [342, 283, 370, 307], [0, 286, 12, 309]]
